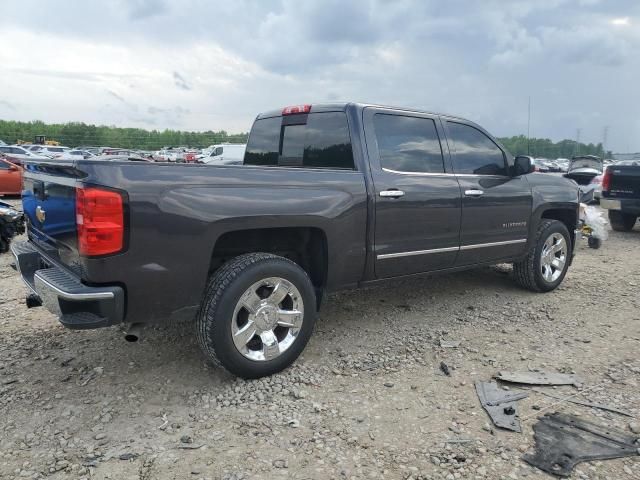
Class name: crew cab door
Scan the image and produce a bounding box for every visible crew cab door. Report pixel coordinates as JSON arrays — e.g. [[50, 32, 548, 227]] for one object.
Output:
[[442, 120, 531, 265], [364, 107, 462, 278]]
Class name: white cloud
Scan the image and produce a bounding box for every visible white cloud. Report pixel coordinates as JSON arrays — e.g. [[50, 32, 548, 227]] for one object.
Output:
[[0, 0, 639, 151]]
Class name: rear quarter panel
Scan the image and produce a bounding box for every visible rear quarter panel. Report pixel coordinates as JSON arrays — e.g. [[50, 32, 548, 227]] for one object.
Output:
[[74, 162, 368, 323]]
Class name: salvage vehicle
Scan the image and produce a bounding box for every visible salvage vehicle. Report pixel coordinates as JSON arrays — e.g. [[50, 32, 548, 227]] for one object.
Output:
[[200, 144, 247, 165], [564, 155, 603, 185], [0, 158, 23, 196], [0, 145, 49, 164], [11, 103, 579, 378], [0, 201, 25, 253], [600, 160, 640, 231]]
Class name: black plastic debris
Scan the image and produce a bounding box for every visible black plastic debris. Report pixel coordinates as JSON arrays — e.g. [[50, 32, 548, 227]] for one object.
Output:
[[523, 413, 640, 477], [495, 370, 582, 387], [475, 381, 529, 432], [0, 201, 25, 253]]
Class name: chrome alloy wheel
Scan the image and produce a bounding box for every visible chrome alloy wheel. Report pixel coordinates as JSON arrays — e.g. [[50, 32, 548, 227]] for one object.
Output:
[[540, 233, 567, 283], [231, 277, 304, 361]]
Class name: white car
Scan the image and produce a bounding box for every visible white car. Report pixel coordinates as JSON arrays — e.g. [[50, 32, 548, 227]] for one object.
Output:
[[0, 145, 49, 164], [28, 145, 71, 158], [57, 150, 96, 160], [201, 144, 247, 165]]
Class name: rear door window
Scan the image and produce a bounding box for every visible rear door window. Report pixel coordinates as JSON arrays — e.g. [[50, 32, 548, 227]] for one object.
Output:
[[447, 122, 507, 176], [244, 112, 354, 169], [372, 114, 444, 173]]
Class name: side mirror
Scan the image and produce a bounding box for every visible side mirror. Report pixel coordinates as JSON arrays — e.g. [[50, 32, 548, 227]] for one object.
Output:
[[514, 155, 535, 176]]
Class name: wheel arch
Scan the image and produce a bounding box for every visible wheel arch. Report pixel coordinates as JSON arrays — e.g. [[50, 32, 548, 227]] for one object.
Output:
[[530, 204, 579, 251], [208, 226, 328, 308]]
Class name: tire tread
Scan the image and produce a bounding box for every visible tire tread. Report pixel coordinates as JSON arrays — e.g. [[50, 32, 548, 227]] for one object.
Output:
[[196, 253, 312, 376], [513, 219, 559, 292]]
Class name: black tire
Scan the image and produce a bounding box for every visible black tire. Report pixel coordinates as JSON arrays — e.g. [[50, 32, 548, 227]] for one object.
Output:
[[608, 210, 636, 232], [196, 253, 317, 378], [513, 219, 572, 292], [587, 237, 602, 249]]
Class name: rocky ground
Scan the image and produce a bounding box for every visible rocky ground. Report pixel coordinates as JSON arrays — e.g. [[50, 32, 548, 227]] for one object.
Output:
[[0, 198, 639, 479]]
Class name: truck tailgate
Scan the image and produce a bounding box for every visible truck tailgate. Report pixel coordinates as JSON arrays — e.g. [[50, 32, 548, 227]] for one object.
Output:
[[606, 165, 640, 199], [22, 160, 81, 271]]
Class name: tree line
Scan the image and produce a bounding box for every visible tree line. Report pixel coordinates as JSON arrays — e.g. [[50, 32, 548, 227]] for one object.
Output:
[[499, 134, 611, 159], [0, 119, 611, 158], [0, 120, 248, 150]]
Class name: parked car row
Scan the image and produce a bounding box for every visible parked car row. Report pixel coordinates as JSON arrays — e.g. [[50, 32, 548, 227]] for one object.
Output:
[[152, 143, 247, 164]]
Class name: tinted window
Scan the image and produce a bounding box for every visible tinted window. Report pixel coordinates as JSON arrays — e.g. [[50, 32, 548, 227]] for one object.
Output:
[[447, 122, 506, 175], [373, 114, 444, 173], [244, 112, 354, 169], [244, 117, 281, 166], [0, 160, 9, 170], [0, 147, 9, 153]]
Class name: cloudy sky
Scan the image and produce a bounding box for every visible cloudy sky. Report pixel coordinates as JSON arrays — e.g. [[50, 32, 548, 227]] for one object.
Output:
[[0, 0, 638, 151]]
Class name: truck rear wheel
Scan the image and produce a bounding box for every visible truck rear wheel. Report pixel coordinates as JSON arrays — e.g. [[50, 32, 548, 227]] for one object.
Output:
[[196, 253, 316, 378], [513, 219, 571, 292], [608, 210, 637, 232]]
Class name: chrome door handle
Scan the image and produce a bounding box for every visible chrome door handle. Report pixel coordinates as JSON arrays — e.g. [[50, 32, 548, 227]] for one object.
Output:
[[464, 189, 484, 197], [379, 189, 405, 198]]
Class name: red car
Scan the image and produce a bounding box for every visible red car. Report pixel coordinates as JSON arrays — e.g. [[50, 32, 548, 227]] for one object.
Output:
[[0, 158, 23, 195]]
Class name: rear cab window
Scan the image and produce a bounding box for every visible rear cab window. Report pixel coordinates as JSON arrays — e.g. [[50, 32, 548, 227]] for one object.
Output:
[[244, 110, 355, 170]]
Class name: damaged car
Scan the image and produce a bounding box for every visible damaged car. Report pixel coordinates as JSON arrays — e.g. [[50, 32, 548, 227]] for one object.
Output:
[[0, 201, 25, 253]]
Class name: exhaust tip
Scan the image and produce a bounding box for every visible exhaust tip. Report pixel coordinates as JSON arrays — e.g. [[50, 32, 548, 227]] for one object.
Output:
[[124, 323, 143, 343]]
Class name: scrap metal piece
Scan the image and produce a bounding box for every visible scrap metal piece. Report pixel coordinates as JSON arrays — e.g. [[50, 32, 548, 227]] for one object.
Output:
[[523, 413, 640, 477], [532, 388, 634, 418], [495, 371, 582, 387], [475, 381, 528, 432]]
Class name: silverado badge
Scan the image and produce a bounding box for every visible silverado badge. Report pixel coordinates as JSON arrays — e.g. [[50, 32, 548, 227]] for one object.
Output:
[[35, 206, 46, 223]]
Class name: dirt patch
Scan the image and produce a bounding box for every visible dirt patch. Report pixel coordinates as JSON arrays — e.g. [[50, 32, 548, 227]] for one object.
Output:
[[1, 199, 639, 479]]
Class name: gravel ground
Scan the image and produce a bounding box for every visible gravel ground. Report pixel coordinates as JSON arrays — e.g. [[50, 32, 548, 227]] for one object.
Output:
[[1, 197, 639, 480]]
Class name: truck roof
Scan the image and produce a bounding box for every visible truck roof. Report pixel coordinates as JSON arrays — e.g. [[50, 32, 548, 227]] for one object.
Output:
[[256, 102, 471, 123]]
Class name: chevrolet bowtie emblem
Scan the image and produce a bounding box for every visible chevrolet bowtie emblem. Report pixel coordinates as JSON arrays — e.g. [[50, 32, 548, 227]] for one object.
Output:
[[36, 206, 46, 223]]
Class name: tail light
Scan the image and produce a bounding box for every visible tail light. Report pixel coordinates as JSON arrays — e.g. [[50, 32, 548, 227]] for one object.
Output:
[[76, 187, 125, 256], [282, 104, 311, 115], [601, 167, 612, 192]]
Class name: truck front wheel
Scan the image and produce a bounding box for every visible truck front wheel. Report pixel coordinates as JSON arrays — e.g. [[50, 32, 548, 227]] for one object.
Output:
[[608, 210, 637, 232], [196, 253, 317, 378], [513, 219, 571, 292]]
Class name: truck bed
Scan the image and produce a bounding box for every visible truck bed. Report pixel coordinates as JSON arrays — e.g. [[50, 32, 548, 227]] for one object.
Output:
[[21, 159, 368, 325]]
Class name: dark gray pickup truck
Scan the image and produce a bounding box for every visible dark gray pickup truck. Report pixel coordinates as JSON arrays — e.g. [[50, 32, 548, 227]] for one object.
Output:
[[12, 103, 579, 378]]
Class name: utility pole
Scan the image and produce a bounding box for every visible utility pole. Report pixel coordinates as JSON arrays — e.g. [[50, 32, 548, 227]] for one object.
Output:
[[527, 96, 531, 156], [602, 126, 609, 157], [575, 128, 581, 156]]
